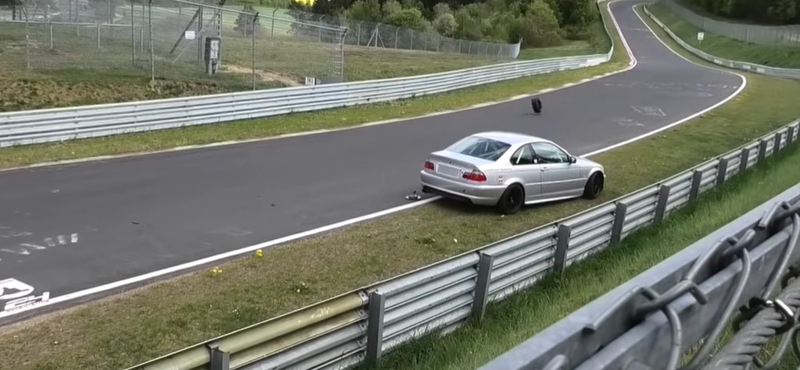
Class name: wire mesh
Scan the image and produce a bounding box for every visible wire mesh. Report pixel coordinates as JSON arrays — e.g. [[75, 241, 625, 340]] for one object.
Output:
[[660, 0, 800, 47], [0, 0, 347, 90]]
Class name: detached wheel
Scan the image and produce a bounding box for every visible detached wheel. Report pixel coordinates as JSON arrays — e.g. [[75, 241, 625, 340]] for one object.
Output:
[[497, 184, 524, 214], [583, 172, 604, 199]]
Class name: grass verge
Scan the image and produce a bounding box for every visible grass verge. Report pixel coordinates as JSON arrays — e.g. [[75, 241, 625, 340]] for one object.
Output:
[[360, 108, 800, 370], [0, 1, 623, 168], [2, 5, 800, 370], [648, 3, 800, 69], [350, 6, 800, 369]]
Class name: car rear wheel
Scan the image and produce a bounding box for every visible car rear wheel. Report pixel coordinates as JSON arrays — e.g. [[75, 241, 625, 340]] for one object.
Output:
[[497, 184, 524, 214], [583, 172, 604, 199]]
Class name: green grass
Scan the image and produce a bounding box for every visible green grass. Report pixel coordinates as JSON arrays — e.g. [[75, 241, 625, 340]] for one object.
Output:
[[0, 4, 598, 112], [2, 4, 800, 370], [0, 1, 623, 168], [648, 3, 800, 69], [347, 6, 800, 369], [361, 118, 800, 370]]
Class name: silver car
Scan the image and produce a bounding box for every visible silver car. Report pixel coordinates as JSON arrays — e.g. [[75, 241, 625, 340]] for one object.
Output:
[[420, 131, 606, 214]]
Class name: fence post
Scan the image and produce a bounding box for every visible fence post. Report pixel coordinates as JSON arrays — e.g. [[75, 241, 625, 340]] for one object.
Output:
[[654, 185, 671, 224], [553, 224, 572, 273], [149, 0, 154, 83], [788, 126, 795, 145], [394, 28, 399, 49], [775, 132, 783, 152], [716, 158, 729, 186], [271, 8, 277, 37], [759, 138, 769, 161], [131, 0, 135, 66], [49, 22, 53, 50], [739, 148, 750, 175], [610, 202, 628, 245], [471, 252, 494, 322], [97, 23, 101, 49], [365, 291, 386, 367], [207, 343, 230, 370], [689, 170, 703, 201], [252, 12, 258, 90]]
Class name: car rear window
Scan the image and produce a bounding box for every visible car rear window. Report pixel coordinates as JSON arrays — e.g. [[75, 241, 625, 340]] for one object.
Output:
[[447, 136, 511, 161]]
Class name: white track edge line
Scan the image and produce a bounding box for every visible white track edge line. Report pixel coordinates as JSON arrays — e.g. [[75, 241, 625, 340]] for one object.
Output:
[[0, 0, 645, 319], [581, 4, 747, 158], [0, 1, 637, 174]]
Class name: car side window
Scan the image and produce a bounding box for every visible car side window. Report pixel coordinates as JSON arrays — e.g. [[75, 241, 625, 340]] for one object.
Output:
[[510, 144, 536, 165], [531, 142, 569, 164]]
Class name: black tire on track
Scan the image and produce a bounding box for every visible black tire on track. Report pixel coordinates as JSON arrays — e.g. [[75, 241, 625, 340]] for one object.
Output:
[[531, 97, 542, 114], [583, 172, 605, 199], [497, 184, 525, 214]]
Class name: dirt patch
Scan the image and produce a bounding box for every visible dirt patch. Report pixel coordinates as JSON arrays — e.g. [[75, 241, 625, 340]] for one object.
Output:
[[221, 64, 302, 87], [0, 77, 236, 112]]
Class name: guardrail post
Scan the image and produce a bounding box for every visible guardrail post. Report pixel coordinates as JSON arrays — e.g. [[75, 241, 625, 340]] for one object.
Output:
[[365, 290, 386, 366], [653, 185, 671, 224], [689, 170, 703, 201], [553, 224, 572, 273], [471, 252, 494, 322], [207, 343, 230, 370], [716, 158, 728, 186], [610, 202, 628, 245], [759, 139, 769, 161], [775, 132, 783, 152], [788, 126, 795, 145], [739, 148, 750, 175]]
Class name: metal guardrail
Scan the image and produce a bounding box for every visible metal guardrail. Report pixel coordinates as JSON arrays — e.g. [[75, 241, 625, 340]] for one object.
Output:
[[127, 121, 800, 369], [0, 0, 619, 149], [661, 0, 800, 47], [477, 144, 800, 370], [646, 3, 800, 81], [0, 54, 610, 148]]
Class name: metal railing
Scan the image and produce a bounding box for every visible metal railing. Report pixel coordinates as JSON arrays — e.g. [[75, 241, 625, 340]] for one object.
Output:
[[0, 0, 617, 148], [280, 7, 522, 59], [0, 0, 349, 87], [478, 145, 800, 370], [0, 50, 611, 148], [661, 0, 800, 47], [126, 119, 800, 369], [646, 4, 800, 81]]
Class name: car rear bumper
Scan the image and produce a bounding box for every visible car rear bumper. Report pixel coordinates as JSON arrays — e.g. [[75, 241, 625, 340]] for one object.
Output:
[[420, 170, 506, 206]]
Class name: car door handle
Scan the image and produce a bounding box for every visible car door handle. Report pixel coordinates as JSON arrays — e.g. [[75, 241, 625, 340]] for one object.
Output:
[[541, 166, 549, 171]]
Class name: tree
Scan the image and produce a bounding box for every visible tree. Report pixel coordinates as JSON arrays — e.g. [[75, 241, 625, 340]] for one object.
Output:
[[234, 4, 260, 36], [343, 0, 382, 21], [384, 6, 431, 31]]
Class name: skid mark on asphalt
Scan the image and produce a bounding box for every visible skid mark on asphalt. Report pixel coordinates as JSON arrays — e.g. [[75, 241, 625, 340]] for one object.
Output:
[[0, 232, 80, 263]]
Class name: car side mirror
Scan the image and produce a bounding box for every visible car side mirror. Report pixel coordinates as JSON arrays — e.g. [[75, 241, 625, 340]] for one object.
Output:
[[570, 156, 577, 164]]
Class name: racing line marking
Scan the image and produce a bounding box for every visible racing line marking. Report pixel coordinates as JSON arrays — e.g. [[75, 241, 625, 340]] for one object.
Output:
[[0, 0, 748, 320]]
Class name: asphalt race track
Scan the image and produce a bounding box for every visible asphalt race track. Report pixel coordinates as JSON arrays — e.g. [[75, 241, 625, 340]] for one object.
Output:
[[0, 1, 743, 320]]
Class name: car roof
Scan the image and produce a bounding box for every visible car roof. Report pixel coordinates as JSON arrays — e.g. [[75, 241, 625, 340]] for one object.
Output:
[[470, 131, 550, 146]]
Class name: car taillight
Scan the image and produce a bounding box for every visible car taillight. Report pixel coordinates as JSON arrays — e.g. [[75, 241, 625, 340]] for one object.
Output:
[[463, 169, 487, 182], [424, 161, 435, 171]]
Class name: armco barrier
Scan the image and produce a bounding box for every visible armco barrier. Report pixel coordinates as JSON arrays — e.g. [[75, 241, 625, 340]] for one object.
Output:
[[127, 115, 799, 370], [0, 0, 621, 149], [0, 54, 610, 149], [645, 2, 800, 81]]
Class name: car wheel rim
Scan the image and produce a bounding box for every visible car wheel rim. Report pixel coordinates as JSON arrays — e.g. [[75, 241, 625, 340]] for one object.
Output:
[[510, 188, 521, 206]]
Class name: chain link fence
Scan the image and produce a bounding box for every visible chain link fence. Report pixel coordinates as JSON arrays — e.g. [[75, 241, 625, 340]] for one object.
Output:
[[660, 0, 800, 46], [279, 8, 521, 59], [0, 0, 347, 89]]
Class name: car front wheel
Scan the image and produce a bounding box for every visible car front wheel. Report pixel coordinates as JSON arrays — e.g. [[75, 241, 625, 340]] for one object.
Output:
[[583, 172, 604, 199], [497, 184, 524, 214]]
